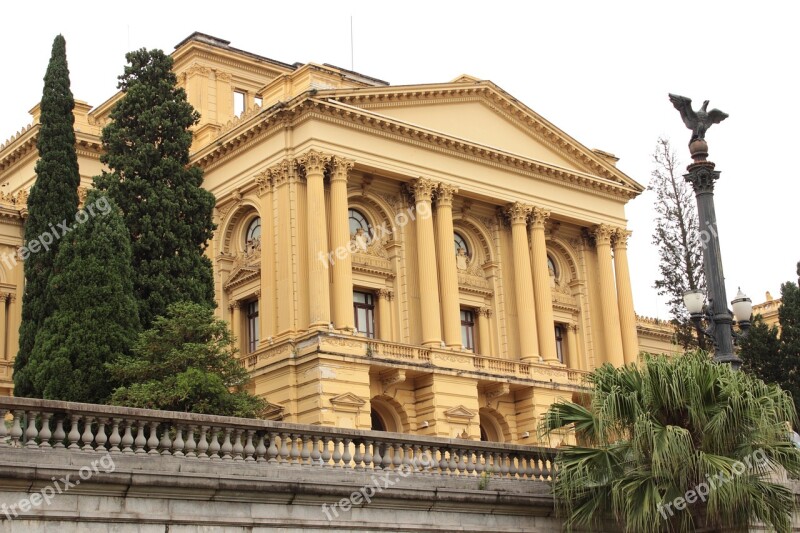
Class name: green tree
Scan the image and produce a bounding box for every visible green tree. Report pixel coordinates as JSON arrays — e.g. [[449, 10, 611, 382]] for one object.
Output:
[[540, 352, 800, 532], [107, 302, 265, 418], [741, 262, 800, 418], [650, 138, 706, 350], [27, 191, 139, 402], [14, 35, 81, 396], [95, 48, 216, 329]]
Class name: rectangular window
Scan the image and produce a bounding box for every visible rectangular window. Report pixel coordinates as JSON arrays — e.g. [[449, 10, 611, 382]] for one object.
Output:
[[254, 96, 263, 108], [247, 300, 259, 353], [234, 90, 246, 116], [353, 291, 375, 338], [555, 325, 564, 364], [461, 309, 475, 351]]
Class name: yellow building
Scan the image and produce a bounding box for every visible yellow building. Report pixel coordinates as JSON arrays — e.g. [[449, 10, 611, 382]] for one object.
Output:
[[0, 33, 676, 440]]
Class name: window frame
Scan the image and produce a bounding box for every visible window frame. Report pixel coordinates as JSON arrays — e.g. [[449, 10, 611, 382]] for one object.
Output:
[[460, 308, 476, 351], [246, 300, 259, 353], [353, 290, 376, 339]]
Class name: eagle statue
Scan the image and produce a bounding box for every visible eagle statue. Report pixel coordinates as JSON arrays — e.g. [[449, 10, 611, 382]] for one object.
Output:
[[668, 94, 729, 143]]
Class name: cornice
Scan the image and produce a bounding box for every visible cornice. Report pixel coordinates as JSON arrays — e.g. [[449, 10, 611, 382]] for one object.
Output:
[[0, 126, 103, 177], [192, 97, 640, 202]]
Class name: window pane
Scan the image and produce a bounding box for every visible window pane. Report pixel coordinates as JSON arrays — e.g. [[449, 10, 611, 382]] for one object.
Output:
[[353, 291, 366, 304], [234, 91, 246, 116], [254, 96, 263, 107], [349, 209, 370, 235]]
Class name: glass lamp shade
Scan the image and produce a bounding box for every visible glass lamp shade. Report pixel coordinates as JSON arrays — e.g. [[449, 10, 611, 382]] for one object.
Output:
[[683, 289, 705, 315], [731, 288, 753, 323]]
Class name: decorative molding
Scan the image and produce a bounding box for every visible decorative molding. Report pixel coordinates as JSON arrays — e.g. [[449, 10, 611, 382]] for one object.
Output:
[[407, 177, 438, 203], [295, 149, 330, 178], [330, 156, 355, 183], [612, 228, 632, 249], [484, 382, 510, 403], [591, 224, 615, 246], [329, 392, 367, 413], [380, 368, 406, 389], [529, 206, 550, 229], [503, 202, 531, 225], [444, 405, 476, 420], [434, 183, 458, 207]]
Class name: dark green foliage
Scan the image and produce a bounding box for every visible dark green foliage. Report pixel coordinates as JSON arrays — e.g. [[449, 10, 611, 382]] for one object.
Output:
[[650, 138, 705, 350], [742, 262, 800, 419], [14, 35, 81, 396], [95, 48, 216, 329], [108, 302, 265, 418], [27, 191, 139, 402]]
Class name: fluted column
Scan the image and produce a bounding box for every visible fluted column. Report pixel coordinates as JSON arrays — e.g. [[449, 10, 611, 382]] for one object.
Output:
[[593, 224, 624, 366], [298, 150, 331, 328], [477, 307, 492, 356], [378, 289, 394, 342], [330, 157, 356, 330], [434, 183, 461, 349], [529, 207, 558, 363], [0, 293, 7, 360], [229, 300, 241, 348], [613, 229, 639, 365], [410, 178, 442, 347], [566, 324, 579, 369], [504, 203, 539, 361], [255, 172, 274, 342]]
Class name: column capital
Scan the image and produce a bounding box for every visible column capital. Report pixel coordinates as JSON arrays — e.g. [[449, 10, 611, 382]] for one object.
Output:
[[529, 206, 551, 229], [378, 288, 395, 301], [684, 163, 719, 194], [568, 323, 579, 333], [268, 159, 294, 187], [477, 306, 493, 318], [0, 292, 9, 302], [408, 177, 439, 203], [255, 170, 273, 197], [503, 202, 532, 225], [434, 183, 458, 207], [612, 228, 632, 249], [591, 224, 615, 246], [228, 300, 241, 310], [330, 156, 355, 183], [296, 149, 330, 177]]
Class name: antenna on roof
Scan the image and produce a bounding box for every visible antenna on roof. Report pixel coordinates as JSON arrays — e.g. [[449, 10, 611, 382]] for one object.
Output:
[[350, 16, 354, 71]]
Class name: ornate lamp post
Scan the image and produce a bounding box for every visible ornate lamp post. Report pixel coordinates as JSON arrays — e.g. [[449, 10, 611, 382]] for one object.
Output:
[[669, 94, 751, 368]]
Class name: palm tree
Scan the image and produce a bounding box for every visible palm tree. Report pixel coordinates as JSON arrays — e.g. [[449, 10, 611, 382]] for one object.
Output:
[[540, 352, 800, 532]]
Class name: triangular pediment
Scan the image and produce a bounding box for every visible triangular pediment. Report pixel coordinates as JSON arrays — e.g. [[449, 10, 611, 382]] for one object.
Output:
[[444, 405, 477, 420], [329, 392, 367, 407], [323, 80, 642, 193], [223, 264, 260, 290]]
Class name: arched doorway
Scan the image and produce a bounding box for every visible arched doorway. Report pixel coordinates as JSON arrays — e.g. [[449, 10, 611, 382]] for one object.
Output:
[[479, 408, 509, 442], [369, 396, 407, 433]]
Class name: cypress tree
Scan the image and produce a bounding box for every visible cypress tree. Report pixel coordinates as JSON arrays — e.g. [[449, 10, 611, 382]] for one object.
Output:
[[14, 35, 81, 396], [95, 48, 216, 328], [28, 191, 140, 402]]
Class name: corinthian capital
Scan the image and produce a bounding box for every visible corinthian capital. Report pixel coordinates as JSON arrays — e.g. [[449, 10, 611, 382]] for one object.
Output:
[[503, 202, 532, 225], [255, 170, 272, 197], [330, 156, 355, 183], [296, 149, 330, 177], [408, 177, 439, 203], [268, 159, 294, 187], [435, 183, 458, 207], [612, 228, 632, 249], [529, 206, 551, 229], [591, 224, 615, 246]]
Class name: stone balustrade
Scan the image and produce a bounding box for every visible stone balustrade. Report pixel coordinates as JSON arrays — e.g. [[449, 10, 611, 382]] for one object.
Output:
[[0, 397, 555, 481]]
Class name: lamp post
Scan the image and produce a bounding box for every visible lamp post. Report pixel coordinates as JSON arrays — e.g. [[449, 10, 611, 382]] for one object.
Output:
[[669, 94, 751, 368]]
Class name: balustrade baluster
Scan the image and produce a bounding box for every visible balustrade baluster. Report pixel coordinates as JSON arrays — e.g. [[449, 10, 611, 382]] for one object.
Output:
[[185, 426, 197, 458], [363, 440, 374, 470], [159, 423, 172, 456], [120, 419, 134, 454], [255, 433, 267, 463], [448, 448, 458, 474], [197, 426, 210, 460], [220, 428, 233, 460], [267, 432, 278, 464], [0, 409, 7, 447], [173, 426, 186, 457], [457, 448, 467, 474], [332, 437, 343, 468], [279, 432, 290, 464], [342, 437, 353, 469], [420, 445, 432, 474], [353, 439, 363, 470], [24, 411, 38, 449], [382, 442, 393, 471], [67, 415, 82, 450], [290, 434, 301, 465], [372, 440, 382, 471], [244, 430, 256, 462], [9, 411, 23, 447], [465, 449, 475, 475], [108, 419, 121, 454], [392, 442, 402, 472], [134, 423, 147, 454], [300, 434, 311, 465], [439, 447, 449, 475], [542, 455, 553, 480], [147, 421, 160, 455], [320, 436, 332, 467], [80, 416, 95, 451], [94, 418, 107, 452], [232, 429, 243, 461], [38, 412, 53, 449], [501, 452, 510, 477], [531, 456, 542, 480], [509, 453, 519, 477], [209, 428, 221, 460], [524, 455, 534, 479], [310, 435, 321, 466]]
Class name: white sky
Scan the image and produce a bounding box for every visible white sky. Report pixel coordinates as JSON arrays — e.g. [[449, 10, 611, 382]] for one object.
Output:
[[1, 1, 797, 319]]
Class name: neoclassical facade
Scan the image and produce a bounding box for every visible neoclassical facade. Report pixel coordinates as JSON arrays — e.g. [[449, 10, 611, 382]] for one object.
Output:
[[0, 33, 677, 441]]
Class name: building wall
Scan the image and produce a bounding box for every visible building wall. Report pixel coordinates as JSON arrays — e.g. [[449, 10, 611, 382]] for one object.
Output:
[[0, 33, 659, 444]]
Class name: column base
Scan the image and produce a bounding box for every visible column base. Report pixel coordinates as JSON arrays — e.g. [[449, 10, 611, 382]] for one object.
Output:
[[520, 356, 543, 363], [423, 340, 444, 348]]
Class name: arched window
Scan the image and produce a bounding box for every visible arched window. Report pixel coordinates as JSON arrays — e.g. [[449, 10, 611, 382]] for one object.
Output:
[[371, 408, 387, 432], [547, 254, 557, 278], [245, 217, 261, 246], [349, 208, 370, 235], [454, 232, 469, 256]]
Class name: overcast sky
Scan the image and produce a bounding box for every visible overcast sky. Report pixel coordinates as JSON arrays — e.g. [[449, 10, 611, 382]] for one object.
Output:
[[1, 1, 797, 319]]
